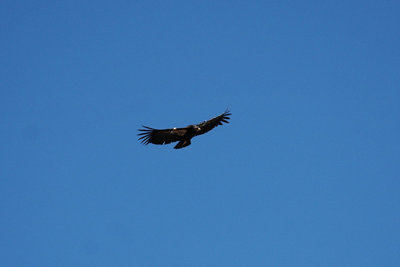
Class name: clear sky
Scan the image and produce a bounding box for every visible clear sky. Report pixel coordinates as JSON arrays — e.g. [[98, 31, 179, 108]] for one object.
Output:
[[1, 1, 399, 266]]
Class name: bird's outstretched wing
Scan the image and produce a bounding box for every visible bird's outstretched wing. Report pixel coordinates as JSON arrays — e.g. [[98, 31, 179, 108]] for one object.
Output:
[[195, 108, 231, 136], [138, 126, 188, 146]]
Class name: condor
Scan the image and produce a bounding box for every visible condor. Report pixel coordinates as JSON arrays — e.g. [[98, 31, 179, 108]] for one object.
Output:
[[138, 109, 231, 149]]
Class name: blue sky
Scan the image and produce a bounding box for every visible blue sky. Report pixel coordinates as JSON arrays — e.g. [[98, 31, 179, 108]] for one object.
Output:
[[1, 1, 399, 266]]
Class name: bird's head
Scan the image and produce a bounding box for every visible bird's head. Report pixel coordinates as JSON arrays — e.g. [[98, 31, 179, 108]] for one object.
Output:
[[191, 125, 201, 131]]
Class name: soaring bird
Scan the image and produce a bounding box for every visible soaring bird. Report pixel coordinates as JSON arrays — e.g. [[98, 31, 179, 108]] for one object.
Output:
[[138, 109, 231, 149]]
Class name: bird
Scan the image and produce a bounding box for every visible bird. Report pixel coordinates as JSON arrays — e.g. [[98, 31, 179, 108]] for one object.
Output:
[[138, 108, 231, 149]]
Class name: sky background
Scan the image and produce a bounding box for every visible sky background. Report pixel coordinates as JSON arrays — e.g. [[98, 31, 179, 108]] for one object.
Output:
[[1, 1, 400, 266]]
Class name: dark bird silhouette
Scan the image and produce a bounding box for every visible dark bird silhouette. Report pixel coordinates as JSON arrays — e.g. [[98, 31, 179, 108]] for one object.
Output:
[[138, 108, 231, 149]]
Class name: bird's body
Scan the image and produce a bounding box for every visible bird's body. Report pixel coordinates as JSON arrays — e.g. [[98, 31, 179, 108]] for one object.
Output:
[[138, 109, 231, 149]]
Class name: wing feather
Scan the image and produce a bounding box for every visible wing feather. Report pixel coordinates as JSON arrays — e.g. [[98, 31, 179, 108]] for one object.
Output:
[[138, 126, 187, 146], [195, 108, 231, 136]]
